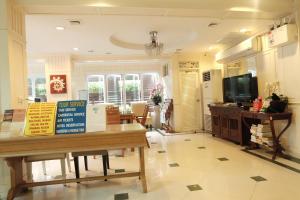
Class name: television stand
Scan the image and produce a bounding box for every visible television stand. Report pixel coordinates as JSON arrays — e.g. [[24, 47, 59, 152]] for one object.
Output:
[[209, 104, 250, 145]]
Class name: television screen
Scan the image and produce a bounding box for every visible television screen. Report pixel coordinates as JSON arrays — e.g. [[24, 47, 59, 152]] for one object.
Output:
[[223, 73, 257, 103]]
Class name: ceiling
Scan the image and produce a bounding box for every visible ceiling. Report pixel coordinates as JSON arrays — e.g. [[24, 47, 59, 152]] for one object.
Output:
[[22, 0, 295, 58]]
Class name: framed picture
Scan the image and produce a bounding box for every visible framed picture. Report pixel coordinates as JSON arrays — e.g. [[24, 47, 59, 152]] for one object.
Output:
[[50, 74, 67, 94]]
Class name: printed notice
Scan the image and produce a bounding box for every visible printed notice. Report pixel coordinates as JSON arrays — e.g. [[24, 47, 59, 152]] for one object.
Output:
[[24, 103, 57, 136], [55, 100, 87, 134]]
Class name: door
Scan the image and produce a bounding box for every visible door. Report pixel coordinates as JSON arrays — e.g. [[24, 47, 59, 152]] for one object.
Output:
[[179, 72, 201, 132]]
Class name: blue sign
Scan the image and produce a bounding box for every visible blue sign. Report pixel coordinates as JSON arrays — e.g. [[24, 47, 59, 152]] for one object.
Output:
[[55, 100, 87, 134]]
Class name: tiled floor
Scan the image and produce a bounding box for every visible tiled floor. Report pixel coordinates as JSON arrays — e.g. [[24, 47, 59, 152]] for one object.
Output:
[[16, 131, 300, 200]]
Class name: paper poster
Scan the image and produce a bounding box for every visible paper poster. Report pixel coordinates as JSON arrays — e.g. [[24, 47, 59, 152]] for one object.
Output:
[[55, 100, 87, 134], [86, 104, 106, 132], [24, 103, 57, 136]]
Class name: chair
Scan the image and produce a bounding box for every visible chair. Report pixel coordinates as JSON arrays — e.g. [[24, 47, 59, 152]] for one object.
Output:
[[2, 109, 71, 183], [106, 106, 121, 124], [25, 154, 67, 185], [132, 105, 151, 148], [131, 101, 152, 129], [135, 105, 149, 126], [106, 106, 127, 156], [71, 106, 118, 183]]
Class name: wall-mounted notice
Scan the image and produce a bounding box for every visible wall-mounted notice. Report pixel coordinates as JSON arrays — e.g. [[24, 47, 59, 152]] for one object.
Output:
[[24, 103, 57, 136], [56, 100, 87, 134]]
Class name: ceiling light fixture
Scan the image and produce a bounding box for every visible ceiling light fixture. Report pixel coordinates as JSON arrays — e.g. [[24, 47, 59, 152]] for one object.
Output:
[[73, 47, 79, 51], [88, 3, 115, 7], [229, 7, 260, 12], [55, 26, 65, 30], [145, 31, 164, 57]]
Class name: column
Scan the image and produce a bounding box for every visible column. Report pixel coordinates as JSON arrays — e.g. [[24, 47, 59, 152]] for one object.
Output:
[[0, 0, 27, 198], [0, 0, 28, 114]]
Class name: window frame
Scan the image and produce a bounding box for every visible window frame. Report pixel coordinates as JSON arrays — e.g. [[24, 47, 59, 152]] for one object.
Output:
[[86, 72, 159, 106]]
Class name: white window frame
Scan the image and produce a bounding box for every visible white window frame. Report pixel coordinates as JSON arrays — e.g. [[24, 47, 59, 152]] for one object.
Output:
[[87, 72, 159, 105]]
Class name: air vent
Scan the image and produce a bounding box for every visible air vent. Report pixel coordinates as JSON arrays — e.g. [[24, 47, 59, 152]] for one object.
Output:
[[208, 22, 218, 28], [202, 71, 211, 81], [69, 20, 81, 25]]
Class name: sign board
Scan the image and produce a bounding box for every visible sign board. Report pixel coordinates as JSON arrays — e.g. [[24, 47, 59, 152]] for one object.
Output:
[[50, 74, 67, 94], [55, 100, 87, 134], [24, 103, 57, 136]]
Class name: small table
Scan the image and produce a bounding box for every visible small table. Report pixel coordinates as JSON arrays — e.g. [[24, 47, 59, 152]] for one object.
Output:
[[241, 111, 292, 160], [120, 113, 134, 124]]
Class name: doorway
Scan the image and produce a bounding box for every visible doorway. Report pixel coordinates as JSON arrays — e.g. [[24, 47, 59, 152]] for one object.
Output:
[[179, 71, 201, 132]]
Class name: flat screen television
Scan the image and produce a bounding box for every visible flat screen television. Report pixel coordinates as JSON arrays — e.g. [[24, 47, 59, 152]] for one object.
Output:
[[223, 73, 258, 103]]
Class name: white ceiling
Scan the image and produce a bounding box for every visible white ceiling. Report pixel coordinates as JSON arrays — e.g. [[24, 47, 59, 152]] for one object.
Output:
[[23, 0, 294, 57]]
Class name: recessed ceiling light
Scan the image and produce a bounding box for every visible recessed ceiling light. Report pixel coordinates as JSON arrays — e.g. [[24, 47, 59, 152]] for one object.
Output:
[[240, 28, 251, 33], [73, 47, 79, 51], [88, 3, 115, 7], [55, 26, 65, 30], [86, 60, 104, 63], [229, 7, 260, 12], [208, 46, 215, 51]]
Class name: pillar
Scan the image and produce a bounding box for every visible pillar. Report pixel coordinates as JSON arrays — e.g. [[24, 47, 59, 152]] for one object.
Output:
[[0, 0, 27, 198], [0, 0, 28, 114]]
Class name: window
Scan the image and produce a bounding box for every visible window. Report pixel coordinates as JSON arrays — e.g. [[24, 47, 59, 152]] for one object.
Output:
[[87, 73, 159, 105], [142, 73, 158, 101], [106, 75, 123, 105], [124, 74, 140, 104], [28, 78, 33, 97], [88, 75, 105, 103], [35, 78, 46, 98]]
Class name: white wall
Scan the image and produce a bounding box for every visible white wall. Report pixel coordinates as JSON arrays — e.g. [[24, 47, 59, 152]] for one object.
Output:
[[45, 55, 72, 102], [253, 40, 300, 157], [243, 13, 300, 157], [72, 62, 163, 100]]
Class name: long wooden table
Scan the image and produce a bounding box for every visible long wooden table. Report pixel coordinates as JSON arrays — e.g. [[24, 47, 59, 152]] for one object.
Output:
[[0, 123, 148, 200]]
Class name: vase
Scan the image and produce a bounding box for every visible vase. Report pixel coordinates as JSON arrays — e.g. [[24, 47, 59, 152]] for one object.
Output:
[[152, 105, 161, 129]]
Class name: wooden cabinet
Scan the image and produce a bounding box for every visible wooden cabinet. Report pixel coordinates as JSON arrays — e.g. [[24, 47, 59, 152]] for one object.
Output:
[[209, 105, 243, 145]]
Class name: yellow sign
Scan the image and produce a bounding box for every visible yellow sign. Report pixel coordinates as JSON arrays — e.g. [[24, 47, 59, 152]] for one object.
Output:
[[24, 103, 57, 136]]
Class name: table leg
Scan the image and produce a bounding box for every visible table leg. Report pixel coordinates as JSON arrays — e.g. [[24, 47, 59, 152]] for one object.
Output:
[[6, 157, 27, 200], [138, 147, 147, 193], [270, 120, 280, 160]]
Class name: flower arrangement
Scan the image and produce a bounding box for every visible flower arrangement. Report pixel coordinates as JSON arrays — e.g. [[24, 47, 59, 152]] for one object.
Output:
[[150, 83, 163, 105]]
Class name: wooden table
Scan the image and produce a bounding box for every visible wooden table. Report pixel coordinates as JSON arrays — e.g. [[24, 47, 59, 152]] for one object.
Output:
[[120, 113, 134, 123], [241, 111, 292, 160], [0, 124, 148, 200]]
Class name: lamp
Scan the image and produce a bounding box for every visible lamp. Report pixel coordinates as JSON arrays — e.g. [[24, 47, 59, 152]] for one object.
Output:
[[145, 31, 164, 56]]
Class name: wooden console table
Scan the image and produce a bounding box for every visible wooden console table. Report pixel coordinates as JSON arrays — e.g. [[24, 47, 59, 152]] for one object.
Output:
[[241, 111, 292, 160], [209, 105, 244, 144], [0, 124, 148, 200]]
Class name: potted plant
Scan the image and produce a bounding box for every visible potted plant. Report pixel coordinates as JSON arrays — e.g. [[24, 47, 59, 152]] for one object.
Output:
[[150, 84, 163, 129]]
